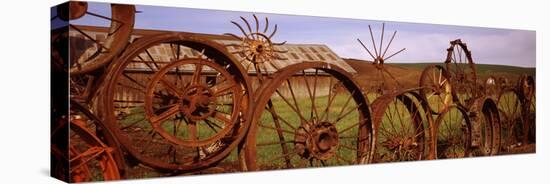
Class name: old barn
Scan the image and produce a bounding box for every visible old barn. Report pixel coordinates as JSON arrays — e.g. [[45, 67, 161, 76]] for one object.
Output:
[[70, 26, 357, 110]]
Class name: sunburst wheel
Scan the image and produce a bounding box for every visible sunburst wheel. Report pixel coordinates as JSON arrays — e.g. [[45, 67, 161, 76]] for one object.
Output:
[[224, 14, 288, 80], [102, 33, 252, 172], [445, 39, 478, 107], [243, 62, 374, 171], [357, 23, 406, 96]]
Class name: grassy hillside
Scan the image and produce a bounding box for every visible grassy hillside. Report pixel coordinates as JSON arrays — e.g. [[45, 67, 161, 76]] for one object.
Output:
[[391, 62, 535, 78], [344, 59, 536, 91], [344, 58, 422, 91]]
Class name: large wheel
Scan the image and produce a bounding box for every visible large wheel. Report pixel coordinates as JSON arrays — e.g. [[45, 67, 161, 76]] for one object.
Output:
[[244, 62, 373, 171], [497, 89, 524, 151], [434, 104, 471, 158], [102, 33, 253, 172], [371, 91, 430, 162], [518, 75, 535, 144], [445, 39, 478, 107], [419, 65, 452, 114], [52, 2, 136, 75], [470, 97, 501, 156]]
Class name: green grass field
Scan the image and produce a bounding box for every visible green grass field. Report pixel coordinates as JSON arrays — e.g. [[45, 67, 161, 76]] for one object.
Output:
[[116, 91, 507, 168], [115, 88, 534, 174], [392, 63, 535, 78], [253, 94, 363, 168]]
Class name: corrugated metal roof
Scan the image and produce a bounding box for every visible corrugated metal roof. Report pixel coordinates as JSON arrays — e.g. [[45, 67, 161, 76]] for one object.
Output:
[[70, 25, 356, 74]]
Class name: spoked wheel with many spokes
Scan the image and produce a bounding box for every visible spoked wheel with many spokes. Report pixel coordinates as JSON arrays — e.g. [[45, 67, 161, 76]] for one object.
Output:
[[419, 65, 452, 115], [370, 91, 430, 162], [143, 58, 243, 148], [497, 89, 524, 151], [102, 33, 253, 172], [244, 62, 373, 171], [445, 39, 478, 107], [434, 104, 471, 159]]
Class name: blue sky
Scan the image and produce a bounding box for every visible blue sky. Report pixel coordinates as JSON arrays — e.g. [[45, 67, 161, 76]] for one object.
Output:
[[56, 2, 536, 67]]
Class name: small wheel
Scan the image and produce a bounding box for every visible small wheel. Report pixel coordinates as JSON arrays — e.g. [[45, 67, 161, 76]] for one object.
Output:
[[497, 89, 524, 150], [371, 91, 429, 162], [485, 76, 499, 95], [518, 75, 535, 101], [52, 2, 136, 75], [499, 77, 509, 88], [434, 105, 471, 158], [244, 62, 373, 171], [143, 58, 243, 147], [225, 14, 288, 78], [445, 39, 477, 107], [419, 65, 452, 114], [51, 111, 121, 182], [103, 33, 252, 172], [69, 120, 121, 182]]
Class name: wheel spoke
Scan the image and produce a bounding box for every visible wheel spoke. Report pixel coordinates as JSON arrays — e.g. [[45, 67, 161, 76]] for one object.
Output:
[[191, 62, 203, 85], [150, 104, 180, 124]]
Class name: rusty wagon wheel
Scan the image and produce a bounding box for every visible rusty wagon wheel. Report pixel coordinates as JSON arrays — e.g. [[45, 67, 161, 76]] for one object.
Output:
[[371, 91, 430, 162], [52, 2, 135, 75], [517, 75, 536, 144], [434, 104, 471, 158], [470, 97, 501, 156], [102, 33, 253, 172], [143, 58, 243, 147], [244, 62, 373, 171], [497, 89, 524, 151], [51, 109, 121, 182], [419, 65, 452, 115], [445, 39, 478, 107], [526, 97, 535, 143]]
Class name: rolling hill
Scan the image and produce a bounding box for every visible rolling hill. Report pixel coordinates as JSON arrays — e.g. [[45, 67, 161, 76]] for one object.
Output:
[[344, 58, 536, 91]]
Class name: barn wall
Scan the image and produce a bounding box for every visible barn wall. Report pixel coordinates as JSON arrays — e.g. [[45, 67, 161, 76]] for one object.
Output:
[[248, 75, 332, 98]]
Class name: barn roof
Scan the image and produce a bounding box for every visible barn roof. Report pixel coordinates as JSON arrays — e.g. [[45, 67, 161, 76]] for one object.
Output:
[[70, 25, 356, 74]]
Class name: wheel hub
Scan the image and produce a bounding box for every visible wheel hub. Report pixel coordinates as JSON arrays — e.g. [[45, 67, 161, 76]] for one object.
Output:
[[383, 136, 418, 150], [180, 84, 216, 121], [295, 121, 339, 160], [373, 57, 385, 69]]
